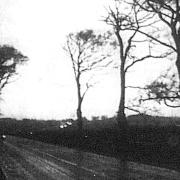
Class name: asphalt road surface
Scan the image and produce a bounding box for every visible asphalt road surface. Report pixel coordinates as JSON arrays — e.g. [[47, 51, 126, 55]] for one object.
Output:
[[0, 136, 180, 180]]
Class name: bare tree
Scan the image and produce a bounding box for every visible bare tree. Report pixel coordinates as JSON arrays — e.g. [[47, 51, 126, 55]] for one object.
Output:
[[0, 45, 27, 95], [64, 29, 110, 139], [104, 0, 167, 129]]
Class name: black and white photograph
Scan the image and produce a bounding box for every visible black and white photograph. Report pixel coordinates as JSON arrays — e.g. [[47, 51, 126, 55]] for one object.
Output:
[[0, 0, 180, 179]]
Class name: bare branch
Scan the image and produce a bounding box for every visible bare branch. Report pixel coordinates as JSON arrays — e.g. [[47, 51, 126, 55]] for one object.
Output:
[[125, 106, 141, 113], [66, 39, 77, 78], [124, 30, 138, 60], [0, 73, 11, 91], [136, 29, 177, 51], [146, 1, 172, 27], [125, 53, 169, 72], [81, 83, 93, 101], [125, 85, 149, 90], [140, 95, 180, 102], [164, 98, 180, 108], [81, 56, 111, 73]]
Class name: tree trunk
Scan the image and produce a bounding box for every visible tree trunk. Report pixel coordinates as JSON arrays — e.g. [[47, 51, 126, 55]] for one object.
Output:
[[77, 106, 83, 135], [172, 27, 180, 88], [76, 77, 83, 147], [114, 30, 129, 152], [176, 53, 180, 89], [116, 57, 128, 129], [116, 58, 128, 152]]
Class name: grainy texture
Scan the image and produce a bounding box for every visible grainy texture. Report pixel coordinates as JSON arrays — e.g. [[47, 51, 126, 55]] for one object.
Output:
[[0, 136, 180, 180]]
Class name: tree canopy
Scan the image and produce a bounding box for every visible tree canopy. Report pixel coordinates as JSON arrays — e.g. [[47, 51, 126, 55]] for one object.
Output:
[[0, 45, 27, 93]]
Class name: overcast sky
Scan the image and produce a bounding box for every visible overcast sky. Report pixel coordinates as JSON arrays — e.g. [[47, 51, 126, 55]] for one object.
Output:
[[0, 0, 178, 120]]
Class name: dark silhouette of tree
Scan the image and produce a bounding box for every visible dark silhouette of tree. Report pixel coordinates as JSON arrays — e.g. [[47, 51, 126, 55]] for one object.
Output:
[[104, 1, 167, 130], [0, 45, 27, 94], [64, 29, 111, 141]]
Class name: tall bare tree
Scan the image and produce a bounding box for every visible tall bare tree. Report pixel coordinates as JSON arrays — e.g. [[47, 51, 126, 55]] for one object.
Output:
[[104, 0, 167, 130], [64, 29, 110, 139]]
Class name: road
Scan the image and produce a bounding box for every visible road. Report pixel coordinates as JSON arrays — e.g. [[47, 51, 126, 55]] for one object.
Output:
[[0, 136, 180, 180]]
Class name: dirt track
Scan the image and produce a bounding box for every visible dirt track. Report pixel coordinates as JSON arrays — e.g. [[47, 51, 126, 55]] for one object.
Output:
[[0, 136, 180, 180]]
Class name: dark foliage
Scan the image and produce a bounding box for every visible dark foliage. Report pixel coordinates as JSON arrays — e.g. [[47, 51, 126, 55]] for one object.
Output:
[[0, 45, 27, 93], [1, 116, 180, 170]]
